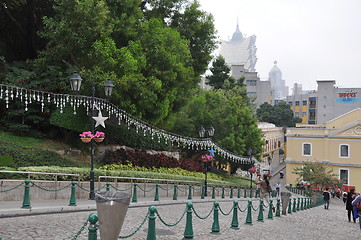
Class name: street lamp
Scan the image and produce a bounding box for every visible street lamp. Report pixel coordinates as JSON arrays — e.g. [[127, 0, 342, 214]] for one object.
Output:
[[198, 125, 215, 197], [247, 148, 255, 189], [70, 73, 114, 200]]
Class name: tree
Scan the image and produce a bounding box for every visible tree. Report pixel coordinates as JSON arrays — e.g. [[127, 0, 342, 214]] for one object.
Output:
[[292, 161, 343, 189], [256, 101, 300, 127], [206, 55, 235, 89]]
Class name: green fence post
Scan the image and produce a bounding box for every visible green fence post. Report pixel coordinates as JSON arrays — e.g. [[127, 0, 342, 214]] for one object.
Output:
[[237, 187, 241, 198], [201, 185, 205, 199], [257, 199, 264, 222], [212, 186, 216, 199], [267, 199, 274, 220], [287, 198, 292, 214], [188, 185, 192, 200], [69, 181, 77, 206], [275, 199, 281, 217], [183, 202, 194, 240], [297, 197, 300, 211], [250, 189, 253, 198], [300, 198, 304, 210], [21, 179, 31, 209], [132, 183, 138, 203], [230, 200, 239, 229], [211, 202, 220, 235], [230, 187, 233, 199], [173, 184, 178, 200], [244, 188, 247, 198], [106, 182, 110, 191], [245, 200, 253, 225], [293, 198, 297, 212], [88, 213, 98, 240], [147, 206, 157, 240], [221, 187, 225, 199], [154, 184, 159, 201]]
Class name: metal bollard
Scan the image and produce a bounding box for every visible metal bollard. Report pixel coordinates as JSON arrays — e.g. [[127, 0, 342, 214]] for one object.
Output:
[[211, 202, 220, 234], [230, 187, 233, 199], [183, 202, 194, 239], [69, 181, 77, 206], [221, 187, 225, 199], [147, 206, 157, 240], [267, 199, 274, 219], [237, 187, 241, 198], [293, 198, 297, 212], [106, 182, 110, 191], [275, 199, 281, 217], [287, 198, 292, 214], [245, 200, 253, 225], [88, 213, 98, 240], [154, 184, 159, 201], [244, 188, 247, 198], [173, 184, 178, 200], [132, 183, 138, 203], [212, 186, 216, 199], [21, 179, 31, 209], [201, 185, 205, 199], [257, 199, 264, 222], [188, 185, 192, 200], [231, 201, 239, 229]]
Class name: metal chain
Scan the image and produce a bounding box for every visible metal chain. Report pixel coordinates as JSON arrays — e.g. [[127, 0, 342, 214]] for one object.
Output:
[[156, 208, 187, 227], [237, 204, 248, 212], [71, 217, 89, 240], [75, 183, 91, 192], [137, 185, 156, 192], [176, 186, 186, 192], [191, 206, 213, 220], [218, 205, 233, 216], [119, 213, 149, 239], [109, 184, 132, 191], [158, 185, 172, 191], [251, 205, 260, 211], [0, 182, 24, 193], [30, 181, 72, 192]]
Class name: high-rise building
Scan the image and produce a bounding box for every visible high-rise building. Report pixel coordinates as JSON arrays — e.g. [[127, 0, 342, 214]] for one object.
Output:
[[268, 61, 289, 104]]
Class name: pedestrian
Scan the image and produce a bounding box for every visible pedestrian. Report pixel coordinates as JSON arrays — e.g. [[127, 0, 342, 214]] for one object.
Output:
[[275, 181, 281, 197], [346, 188, 356, 223], [322, 187, 331, 209], [331, 188, 335, 198], [352, 194, 361, 231], [257, 174, 271, 204]]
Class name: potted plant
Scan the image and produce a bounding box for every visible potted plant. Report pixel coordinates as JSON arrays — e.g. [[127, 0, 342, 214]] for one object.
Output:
[[93, 131, 105, 142], [79, 131, 93, 143]]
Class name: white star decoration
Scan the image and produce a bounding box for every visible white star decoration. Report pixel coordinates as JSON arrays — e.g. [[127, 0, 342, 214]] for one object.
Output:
[[92, 110, 108, 128]]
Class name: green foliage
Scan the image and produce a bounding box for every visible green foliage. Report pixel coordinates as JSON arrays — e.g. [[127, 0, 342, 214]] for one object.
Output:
[[0, 140, 79, 168], [292, 161, 343, 188], [257, 101, 298, 127], [49, 106, 89, 132], [0, 155, 13, 166], [206, 55, 235, 89]]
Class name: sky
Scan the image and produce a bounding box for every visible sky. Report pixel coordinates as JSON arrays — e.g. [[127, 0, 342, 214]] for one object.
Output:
[[198, 0, 361, 91]]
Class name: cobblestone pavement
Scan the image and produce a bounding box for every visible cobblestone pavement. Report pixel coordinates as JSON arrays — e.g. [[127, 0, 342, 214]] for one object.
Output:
[[0, 197, 359, 240]]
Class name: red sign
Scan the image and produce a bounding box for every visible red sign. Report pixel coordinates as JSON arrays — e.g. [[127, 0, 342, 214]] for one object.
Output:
[[338, 92, 357, 98]]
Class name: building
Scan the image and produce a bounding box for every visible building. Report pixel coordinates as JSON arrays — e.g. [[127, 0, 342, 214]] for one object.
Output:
[[219, 23, 257, 71], [285, 108, 361, 191], [287, 80, 361, 125], [268, 61, 289, 104], [258, 122, 285, 174]]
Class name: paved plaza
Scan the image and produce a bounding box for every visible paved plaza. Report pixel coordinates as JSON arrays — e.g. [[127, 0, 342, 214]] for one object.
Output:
[[0, 195, 359, 240]]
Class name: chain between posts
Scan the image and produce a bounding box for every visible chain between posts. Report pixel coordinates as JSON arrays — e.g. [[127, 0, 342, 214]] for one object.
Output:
[[155, 208, 187, 227], [158, 185, 172, 191], [237, 203, 248, 212], [119, 213, 149, 238], [71, 217, 89, 240], [30, 181, 72, 191], [0, 181, 24, 192], [218, 205, 233, 216], [137, 185, 156, 192], [192, 206, 214, 220], [176, 185, 187, 192], [75, 183, 91, 192]]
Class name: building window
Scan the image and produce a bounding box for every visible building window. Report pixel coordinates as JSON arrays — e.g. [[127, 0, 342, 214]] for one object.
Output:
[[339, 144, 349, 158], [302, 143, 312, 156], [247, 92, 257, 97], [295, 101, 300, 106], [247, 80, 257, 86], [302, 101, 307, 105], [288, 102, 293, 106], [340, 169, 349, 185]]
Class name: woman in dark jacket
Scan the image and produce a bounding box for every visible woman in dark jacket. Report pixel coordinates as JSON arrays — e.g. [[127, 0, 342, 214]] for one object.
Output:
[[346, 188, 356, 223]]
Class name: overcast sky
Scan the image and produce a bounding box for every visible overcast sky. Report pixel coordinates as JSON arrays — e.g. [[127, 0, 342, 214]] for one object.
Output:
[[198, 0, 361, 91]]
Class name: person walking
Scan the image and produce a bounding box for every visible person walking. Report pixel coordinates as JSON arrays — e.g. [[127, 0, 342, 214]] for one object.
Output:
[[275, 181, 281, 197], [352, 194, 361, 231], [257, 174, 271, 204], [322, 187, 331, 210], [346, 188, 356, 223]]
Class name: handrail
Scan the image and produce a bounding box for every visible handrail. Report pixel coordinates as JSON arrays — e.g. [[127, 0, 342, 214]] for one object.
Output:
[[98, 176, 200, 184]]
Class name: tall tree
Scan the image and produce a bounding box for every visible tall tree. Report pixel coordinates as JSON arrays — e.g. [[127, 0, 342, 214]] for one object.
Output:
[[206, 55, 235, 89], [256, 101, 300, 127]]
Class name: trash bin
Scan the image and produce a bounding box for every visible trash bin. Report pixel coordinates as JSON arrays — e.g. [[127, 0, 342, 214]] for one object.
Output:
[[281, 191, 292, 215], [95, 191, 131, 240]]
